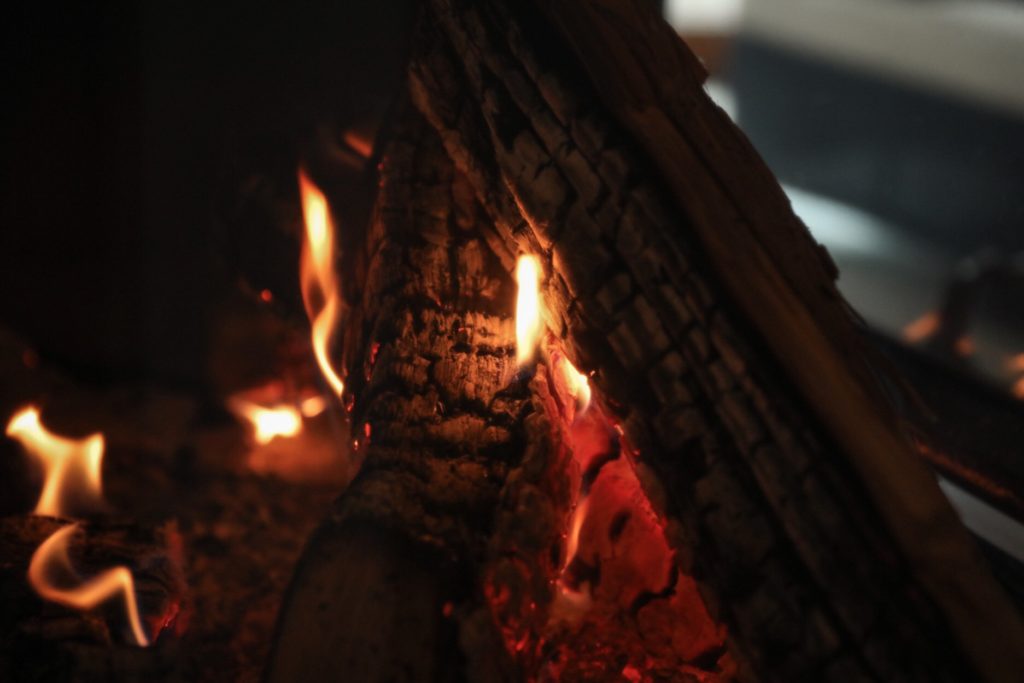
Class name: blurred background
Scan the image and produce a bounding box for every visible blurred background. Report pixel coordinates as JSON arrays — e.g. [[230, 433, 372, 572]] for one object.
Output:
[[668, 0, 1024, 398]]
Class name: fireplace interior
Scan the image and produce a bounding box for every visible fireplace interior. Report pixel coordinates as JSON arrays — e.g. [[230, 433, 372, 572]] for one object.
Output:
[[2, 1, 1023, 682]]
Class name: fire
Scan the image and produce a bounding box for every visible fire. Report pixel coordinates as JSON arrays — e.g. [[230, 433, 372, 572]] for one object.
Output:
[[28, 524, 150, 646], [555, 352, 592, 417], [5, 405, 150, 647], [299, 168, 345, 397], [516, 255, 543, 365], [228, 399, 303, 445], [1013, 377, 1024, 401], [562, 496, 590, 574], [6, 406, 103, 517]]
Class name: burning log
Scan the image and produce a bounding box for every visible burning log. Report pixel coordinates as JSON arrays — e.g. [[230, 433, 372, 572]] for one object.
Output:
[[268, 1, 1024, 682]]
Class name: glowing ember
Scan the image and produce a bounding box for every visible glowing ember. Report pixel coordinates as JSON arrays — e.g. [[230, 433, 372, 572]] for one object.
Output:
[[299, 168, 345, 397], [902, 311, 940, 343], [6, 405, 150, 647], [6, 406, 103, 517], [28, 524, 150, 646], [515, 255, 543, 365], [229, 398, 303, 445]]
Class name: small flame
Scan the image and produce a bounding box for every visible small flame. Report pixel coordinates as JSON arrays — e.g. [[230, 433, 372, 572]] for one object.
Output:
[[6, 406, 149, 647], [299, 168, 345, 397], [562, 496, 590, 574], [28, 524, 150, 646], [903, 311, 940, 343], [556, 354, 592, 417], [516, 255, 543, 366], [6, 406, 103, 517], [229, 399, 302, 445]]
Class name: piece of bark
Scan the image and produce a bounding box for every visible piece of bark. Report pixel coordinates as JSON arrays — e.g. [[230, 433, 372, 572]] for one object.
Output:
[[407, 0, 1024, 681]]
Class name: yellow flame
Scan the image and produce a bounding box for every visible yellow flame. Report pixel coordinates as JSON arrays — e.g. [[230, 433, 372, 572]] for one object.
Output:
[[229, 399, 302, 445], [28, 524, 150, 646], [6, 406, 103, 517], [516, 255, 543, 365], [557, 355, 592, 416], [299, 168, 345, 397], [300, 395, 328, 418]]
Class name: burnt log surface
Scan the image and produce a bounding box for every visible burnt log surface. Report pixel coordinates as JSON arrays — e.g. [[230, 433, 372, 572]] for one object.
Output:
[[406, 0, 1024, 681], [267, 113, 530, 682], [270, 1, 1024, 682]]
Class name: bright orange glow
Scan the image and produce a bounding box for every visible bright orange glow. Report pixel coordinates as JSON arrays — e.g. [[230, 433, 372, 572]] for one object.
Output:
[[6, 406, 149, 647], [903, 311, 940, 343], [229, 398, 302, 445], [299, 395, 328, 418], [515, 255, 543, 366], [299, 168, 345, 397], [28, 524, 149, 646], [1013, 377, 1024, 401], [5, 406, 103, 517]]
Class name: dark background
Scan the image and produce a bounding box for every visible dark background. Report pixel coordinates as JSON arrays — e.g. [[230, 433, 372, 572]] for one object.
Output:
[[0, 1, 410, 389]]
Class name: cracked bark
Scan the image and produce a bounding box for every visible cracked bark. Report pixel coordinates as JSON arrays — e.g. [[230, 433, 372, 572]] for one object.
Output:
[[269, 1, 1024, 682]]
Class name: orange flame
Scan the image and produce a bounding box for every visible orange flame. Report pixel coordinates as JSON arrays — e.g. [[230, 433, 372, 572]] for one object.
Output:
[[6, 405, 149, 647], [6, 406, 103, 517], [516, 255, 543, 365], [28, 524, 150, 646], [299, 168, 345, 397], [228, 398, 302, 445], [1013, 377, 1024, 401]]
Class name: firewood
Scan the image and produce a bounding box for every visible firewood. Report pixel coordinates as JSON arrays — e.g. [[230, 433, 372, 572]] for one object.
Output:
[[270, 1, 1024, 682]]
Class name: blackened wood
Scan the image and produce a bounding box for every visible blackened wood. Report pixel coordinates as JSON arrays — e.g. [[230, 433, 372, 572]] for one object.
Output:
[[267, 113, 533, 683], [408, 1, 1024, 681]]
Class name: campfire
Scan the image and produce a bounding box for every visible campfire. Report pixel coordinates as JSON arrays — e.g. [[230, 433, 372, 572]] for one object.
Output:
[[2, 1, 1023, 682]]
